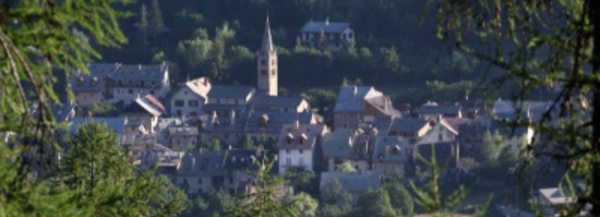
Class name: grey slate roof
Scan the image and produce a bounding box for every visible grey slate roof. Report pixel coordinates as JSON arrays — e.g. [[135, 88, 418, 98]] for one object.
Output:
[[321, 129, 355, 158], [300, 21, 351, 33], [277, 124, 327, 150], [249, 95, 305, 109], [320, 171, 382, 194], [388, 118, 431, 135], [111, 63, 167, 82], [334, 86, 379, 112], [177, 151, 225, 176], [224, 149, 266, 171], [372, 136, 409, 163], [208, 85, 255, 99], [492, 100, 555, 122], [413, 104, 461, 116], [243, 111, 316, 134], [69, 117, 125, 134], [70, 63, 114, 93], [122, 94, 165, 116], [365, 95, 402, 117]]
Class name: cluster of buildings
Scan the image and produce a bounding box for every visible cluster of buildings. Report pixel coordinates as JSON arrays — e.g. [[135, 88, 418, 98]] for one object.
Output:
[[57, 17, 570, 215]]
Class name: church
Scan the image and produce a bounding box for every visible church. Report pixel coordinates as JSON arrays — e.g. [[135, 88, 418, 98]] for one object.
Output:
[[168, 17, 323, 145]]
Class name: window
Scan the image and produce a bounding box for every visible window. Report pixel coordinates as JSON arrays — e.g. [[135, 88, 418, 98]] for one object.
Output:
[[286, 158, 291, 166], [184, 91, 188, 95], [261, 69, 268, 75], [128, 89, 133, 94], [198, 179, 203, 184], [261, 59, 267, 65], [271, 69, 276, 75], [149, 90, 154, 94], [175, 100, 184, 107], [229, 177, 233, 184], [438, 134, 443, 141], [286, 149, 291, 154], [299, 157, 304, 166], [299, 149, 303, 154], [189, 100, 199, 107]]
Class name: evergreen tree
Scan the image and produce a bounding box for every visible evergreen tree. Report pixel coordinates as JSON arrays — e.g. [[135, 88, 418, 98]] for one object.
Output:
[[138, 4, 149, 46], [148, 0, 164, 39], [349, 188, 397, 217]]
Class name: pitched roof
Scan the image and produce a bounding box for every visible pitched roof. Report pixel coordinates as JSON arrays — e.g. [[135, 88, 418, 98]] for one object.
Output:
[[50, 102, 76, 122], [364, 95, 402, 117], [69, 117, 126, 134], [261, 16, 275, 53], [320, 171, 382, 194], [70, 63, 114, 93], [177, 151, 225, 176], [224, 149, 265, 171], [389, 118, 431, 135], [413, 104, 461, 116], [372, 136, 409, 163], [249, 95, 306, 109], [539, 188, 575, 204], [111, 63, 167, 82], [208, 85, 255, 99], [277, 123, 328, 150], [122, 94, 165, 116], [492, 100, 555, 122], [243, 111, 317, 134], [300, 20, 351, 33], [184, 77, 211, 97], [334, 86, 383, 112], [321, 129, 355, 158]]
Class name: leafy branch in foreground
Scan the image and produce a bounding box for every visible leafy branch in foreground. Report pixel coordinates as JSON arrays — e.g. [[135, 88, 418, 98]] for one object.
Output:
[[410, 144, 491, 217]]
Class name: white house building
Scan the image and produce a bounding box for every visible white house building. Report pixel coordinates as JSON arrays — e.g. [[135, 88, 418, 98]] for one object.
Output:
[[277, 122, 330, 174], [299, 18, 355, 51], [170, 77, 211, 117], [110, 62, 170, 105]]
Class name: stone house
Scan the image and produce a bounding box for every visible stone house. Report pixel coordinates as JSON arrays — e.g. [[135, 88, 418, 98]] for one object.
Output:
[[170, 77, 211, 117], [299, 19, 355, 51], [277, 122, 330, 174], [110, 63, 170, 105], [334, 85, 400, 130], [371, 136, 409, 177], [121, 94, 165, 135], [175, 151, 225, 196], [321, 129, 376, 172]]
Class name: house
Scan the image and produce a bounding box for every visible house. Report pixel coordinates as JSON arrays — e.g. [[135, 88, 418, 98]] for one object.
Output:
[[371, 136, 409, 177], [110, 62, 170, 105], [51, 102, 77, 123], [416, 118, 459, 146], [444, 118, 492, 159], [492, 99, 555, 122], [223, 148, 270, 195], [71, 62, 171, 106], [320, 171, 382, 204], [207, 85, 256, 105], [277, 122, 330, 174], [536, 186, 590, 216], [199, 109, 247, 145], [249, 95, 310, 113], [168, 126, 199, 151], [70, 63, 114, 107], [321, 129, 376, 172], [121, 94, 165, 135], [170, 77, 211, 117], [388, 118, 435, 144], [413, 101, 462, 120], [69, 117, 127, 141], [334, 85, 400, 130], [175, 151, 226, 195], [299, 18, 355, 51], [243, 111, 323, 141]]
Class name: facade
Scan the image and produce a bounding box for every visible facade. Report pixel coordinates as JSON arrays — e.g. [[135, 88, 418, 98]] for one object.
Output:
[[299, 19, 355, 50], [257, 16, 278, 96], [71, 62, 171, 106], [371, 136, 409, 176], [321, 129, 376, 172], [121, 94, 165, 134], [170, 77, 211, 117], [333, 85, 401, 130], [175, 151, 225, 195], [168, 126, 199, 151], [110, 63, 170, 105], [413, 101, 463, 120], [277, 123, 330, 174]]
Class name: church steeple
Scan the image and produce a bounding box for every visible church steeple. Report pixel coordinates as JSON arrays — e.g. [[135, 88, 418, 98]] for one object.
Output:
[[261, 15, 274, 53], [257, 15, 278, 96]]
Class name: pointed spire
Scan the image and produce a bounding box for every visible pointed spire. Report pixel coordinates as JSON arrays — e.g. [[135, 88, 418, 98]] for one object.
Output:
[[261, 15, 274, 52]]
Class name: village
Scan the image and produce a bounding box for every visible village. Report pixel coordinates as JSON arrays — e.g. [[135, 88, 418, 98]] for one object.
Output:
[[49, 17, 575, 216]]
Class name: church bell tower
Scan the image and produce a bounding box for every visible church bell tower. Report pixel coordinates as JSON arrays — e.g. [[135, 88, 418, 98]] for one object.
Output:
[[257, 16, 278, 96]]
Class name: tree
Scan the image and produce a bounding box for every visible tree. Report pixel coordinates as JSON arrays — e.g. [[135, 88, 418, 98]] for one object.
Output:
[[480, 130, 506, 167], [349, 188, 396, 217], [284, 168, 319, 194], [433, 0, 600, 214], [0, 0, 128, 215], [148, 0, 164, 39], [64, 122, 187, 216], [290, 192, 319, 217], [88, 102, 117, 116], [336, 162, 356, 172], [138, 4, 149, 46], [320, 179, 352, 207], [383, 182, 414, 216], [208, 139, 222, 151], [242, 135, 256, 150]]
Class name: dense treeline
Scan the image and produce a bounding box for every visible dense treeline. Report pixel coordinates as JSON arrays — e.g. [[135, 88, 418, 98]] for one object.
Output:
[[99, 0, 484, 95]]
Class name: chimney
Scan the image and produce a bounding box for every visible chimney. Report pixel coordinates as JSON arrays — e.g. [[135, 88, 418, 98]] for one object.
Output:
[[352, 86, 358, 98], [138, 64, 142, 70], [325, 17, 329, 25], [230, 110, 236, 125], [192, 155, 196, 171]]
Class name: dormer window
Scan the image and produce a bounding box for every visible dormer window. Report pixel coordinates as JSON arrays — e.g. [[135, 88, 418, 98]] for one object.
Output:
[[286, 133, 294, 144]]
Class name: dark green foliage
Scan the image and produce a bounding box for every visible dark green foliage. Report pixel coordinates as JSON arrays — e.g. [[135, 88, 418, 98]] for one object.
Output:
[[88, 102, 118, 117], [284, 168, 319, 195], [148, 0, 164, 39], [64, 122, 188, 216], [348, 188, 397, 217], [383, 181, 414, 216], [241, 135, 256, 150]]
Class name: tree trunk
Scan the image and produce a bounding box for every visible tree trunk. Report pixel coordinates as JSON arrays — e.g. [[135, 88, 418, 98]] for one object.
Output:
[[590, 0, 600, 214]]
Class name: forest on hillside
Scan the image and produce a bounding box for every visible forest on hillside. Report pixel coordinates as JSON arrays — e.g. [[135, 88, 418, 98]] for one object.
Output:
[[97, 0, 488, 105]]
